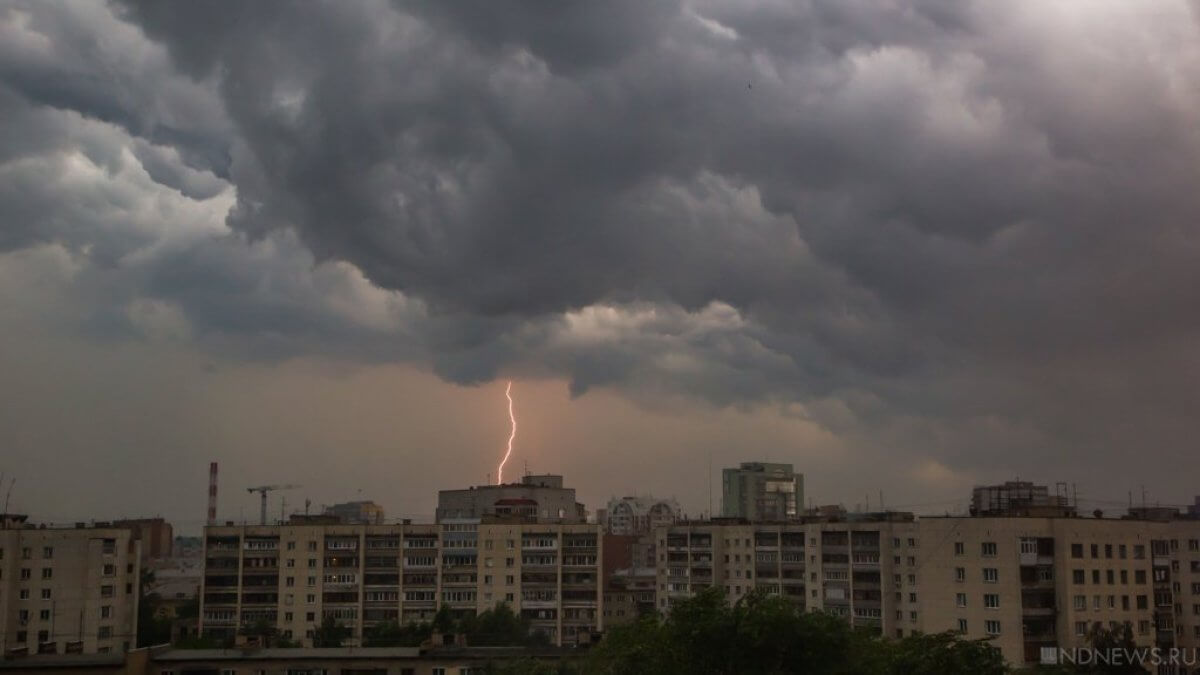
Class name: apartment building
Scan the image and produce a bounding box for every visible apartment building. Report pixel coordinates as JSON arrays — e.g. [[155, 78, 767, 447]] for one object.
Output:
[[654, 514, 1200, 668], [436, 475, 586, 523], [602, 496, 680, 536], [720, 462, 803, 521], [0, 515, 141, 657], [199, 519, 603, 648]]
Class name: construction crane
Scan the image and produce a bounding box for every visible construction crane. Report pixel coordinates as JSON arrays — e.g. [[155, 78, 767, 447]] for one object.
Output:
[[246, 485, 300, 525]]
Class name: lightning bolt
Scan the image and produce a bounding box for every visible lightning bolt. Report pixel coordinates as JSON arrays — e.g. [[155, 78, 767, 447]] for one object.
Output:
[[497, 381, 516, 484]]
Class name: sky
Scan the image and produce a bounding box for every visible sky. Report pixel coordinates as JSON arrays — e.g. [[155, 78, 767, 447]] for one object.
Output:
[[2, 1, 1200, 533]]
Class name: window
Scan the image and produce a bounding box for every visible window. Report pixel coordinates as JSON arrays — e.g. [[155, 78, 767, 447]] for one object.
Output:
[[1105, 544, 1113, 559], [1075, 621, 1087, 636], [41, 568, 52, 580], [101, 606, 112, 619], [954, 567, 966, 582], [1136, 595, 1148, 610], [985, 620, 1000, 635], [98, 626, 112, 639], [20, 568, 31, 580], [1090, 544, 1099, 558], [906, 556, 915, 566], [102, 564, 114, 576], [287, 541, 296, 550], [957, 619, 967, 633], [983, 568, 998, 583], [42, 547, 53, 559], [1073, 570, 1085, 584], [19, 589, 29, 600], [1120, 570, 1128, 584], [39, 609, 50, 620], [1136, 570, 1146, 584], [1074, 595, 1086, 610], [954, 542, 965, 556], [101, 585, 114, 598], [1092, 570, 1100, 584], [40, 589, 51, 600], [956, 593, 967, 607], [1137, 620, 1150, 635], [1133, 545, 1145, 559], [1071, 543, 1083, 558], [981, 542, 997, 557], [983, 594, 999, 609]]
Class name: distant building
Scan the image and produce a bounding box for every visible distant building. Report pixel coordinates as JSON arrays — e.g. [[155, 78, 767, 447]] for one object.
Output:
[[323, 501, 385, 525], [0, 514, 141, 657], [113, 517, 174, 562], [1188, 496, 1200, 519], [720, 462, 803, 521], [969, 481, 1075, 517], [602, 496, 681, 535], [436, 474, 585, 523]]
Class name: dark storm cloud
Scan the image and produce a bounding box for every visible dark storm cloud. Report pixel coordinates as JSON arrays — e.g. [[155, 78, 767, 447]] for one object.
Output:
[[5, 0, 1200, 484]]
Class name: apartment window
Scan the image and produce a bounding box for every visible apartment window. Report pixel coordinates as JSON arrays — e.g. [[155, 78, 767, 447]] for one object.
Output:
[[101, 585, 114, 598], [1136, 570, 1146, 584], [98, 626, 112, 639], [892, 538, 901, 548], [101, 606, 112, 619], [1075, 621, 1088, 636], [906, 556, 915, 566], [957, 619, 968, 633], [307, 559, 316, 568], [39, 609, 50, 621], [307, 541, 317, 551], [286, 541, 296, 551], [910, 611, 918, 621], [1133, 545, 1145, 559], [1106, 570, 1115, 585], [907, 574, 916, 585], [908, 538, 917, 547], [286, 559, 295, 568], [1092, 570, 1100, 584], [484, 575, 492, 584], [19, 589, 29, 600], [909, 592, 917, 603], [1190, 540, 1200, 552], [306, 594, 316, 604], [1136, 595, 1148, 610], [42, 547, 53, 559], [954, 542, 965, 556], [18, 610, 29, 622], [1107, 595, 1115, 609], [1073, 570, 1085, 584], [1074, 595, 1086, 611], [20, 568, 31, 580], [1119, 544, 1127, 559], [981, 542, 997, 557], [22, 547, 31, 559], [1093, 595, 1101, 610], [1138, 620, 1150, 635], [40, 589, 51, 600], [1120, 570, 1128, 584], [956, 593, 967, 608], [955, 567, 966, 582], [984, 594, 999, 609], [985, 620, 1000, 635], [1090, 544, 1099, 558], [983, 568, 998, 583], [1105, 544, 1113, 559], [42, 568, 52, 580], [1122, 596, 1130, 611], [1071, 543, 1084, 558], [284, 612, 293, 622], [102, 564, 114, 576]]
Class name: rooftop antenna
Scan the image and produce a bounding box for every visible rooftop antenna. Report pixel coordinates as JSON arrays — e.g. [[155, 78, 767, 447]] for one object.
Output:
[[3, 476, 15, 516], [707, 449, 713, 519]]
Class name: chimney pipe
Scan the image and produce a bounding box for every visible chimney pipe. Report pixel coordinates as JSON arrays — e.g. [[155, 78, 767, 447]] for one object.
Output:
[[207, 462, 219, 526]]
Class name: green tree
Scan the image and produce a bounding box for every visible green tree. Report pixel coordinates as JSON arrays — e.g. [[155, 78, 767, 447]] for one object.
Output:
[[136, 568, 172, 647], [312, 616, 351, 648], [1072, 624, 1145, 674], [881, 631, 1006, 675], [363, 620, 432, 647]]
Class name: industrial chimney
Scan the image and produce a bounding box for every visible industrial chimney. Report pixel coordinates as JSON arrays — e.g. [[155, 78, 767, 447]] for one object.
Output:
[[207, 462, 219, 526]]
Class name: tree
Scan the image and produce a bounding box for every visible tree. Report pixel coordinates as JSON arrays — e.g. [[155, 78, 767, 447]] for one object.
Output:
[[1072, 623, 1145, 674], [363, 620, 432, 647], [312, 616, 351, 648], [466, 603, 533, 646], [881, 631, 1006, 675]]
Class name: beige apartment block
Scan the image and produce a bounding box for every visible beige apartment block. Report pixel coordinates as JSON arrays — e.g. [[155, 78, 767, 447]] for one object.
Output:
[[0, 516, 141, 657], [654, 514, 1200, 669], [200, 519, 602, 648]]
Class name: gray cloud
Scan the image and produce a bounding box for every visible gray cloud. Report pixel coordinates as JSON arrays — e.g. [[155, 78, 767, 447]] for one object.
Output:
[[3, 0, 1200, 507]]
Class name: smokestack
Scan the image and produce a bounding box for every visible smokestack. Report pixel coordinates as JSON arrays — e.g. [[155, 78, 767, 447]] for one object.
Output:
[[207, 462, 219, 526]]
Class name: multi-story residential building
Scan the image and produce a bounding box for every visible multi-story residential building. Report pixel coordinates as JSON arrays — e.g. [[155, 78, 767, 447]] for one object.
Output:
[[322, 501, 385, 525], [720, 462, 803, 521], [199, 518, 602, 647], [970, 481, 1075, 517], [0, 514, 141, 657], [436, 475, 586, 523], [654, 513, 1200, 669], [112, 518, 173, 563], [602, 496, 680, 536]]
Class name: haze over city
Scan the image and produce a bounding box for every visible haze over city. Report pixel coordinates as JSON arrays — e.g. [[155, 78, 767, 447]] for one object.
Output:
[[4, 0, 1200, 532]]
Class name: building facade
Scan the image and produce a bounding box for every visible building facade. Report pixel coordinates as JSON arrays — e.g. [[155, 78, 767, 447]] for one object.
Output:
[[654, 514, 1200, 668], [970, 481, 1074, 517], [112, 518, 173, 563], [602, 496, 681, 536], [436, 475, 585, 523], [322, 501, 385, 525], [0, 516, 141, 657], [720, 462, 803, 521], [199, 519, 602, 648]]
